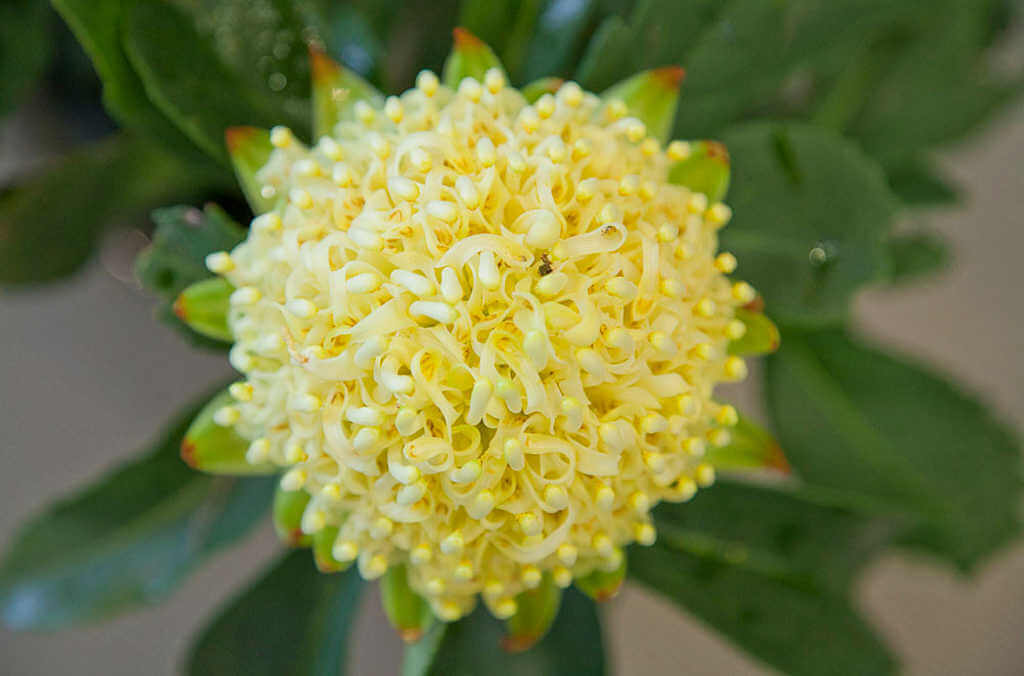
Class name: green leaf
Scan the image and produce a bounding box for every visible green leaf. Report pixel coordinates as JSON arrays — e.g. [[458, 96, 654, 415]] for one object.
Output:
[[442, 27, 506, 89], [886, 232, 950, 285], [519, 0, 597, 83], [121, 0, 297, 164], [718, 122, 896, 327], [135, 203, 245, 343], [765, 330, 1022, 569], [174, 277, 234, 343], [0, 395, 274, 630], [705, 415, 788, 473], [403, 587, 605, 676], [0, 135, 210, 287], [505, 575, 562, 652], [182, 389, 275, 475], [520, 77, 564, 103], [629, 540, 896, 676], [887, 161, 960, 207], [727, 308, 780, 357], [0, 0, 52, 115], [602, 67, 686, 143], [310, 46, 383, 140], [850, 1, 1021, 167], [187, 551, 364, 676], [225, 126, 276, 214], [50, 0, 218, 166], [574, 558, 626, 603], [651, 480, 897, 594]]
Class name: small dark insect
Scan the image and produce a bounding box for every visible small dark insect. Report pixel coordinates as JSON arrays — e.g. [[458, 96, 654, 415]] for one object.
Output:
[[538, 253, 553, 276]]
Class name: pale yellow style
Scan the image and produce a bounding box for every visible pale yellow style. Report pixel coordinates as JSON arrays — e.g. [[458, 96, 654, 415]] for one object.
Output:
[[208, 68, 750, 620]]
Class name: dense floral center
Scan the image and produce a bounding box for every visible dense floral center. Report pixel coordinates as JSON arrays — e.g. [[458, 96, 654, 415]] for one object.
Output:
[[211, 69, 751, 620]]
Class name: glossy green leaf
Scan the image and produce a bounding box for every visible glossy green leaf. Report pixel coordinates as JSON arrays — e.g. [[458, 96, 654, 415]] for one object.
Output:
[[135, 203, 245, 346], [174, 278, 234, 343], [886, 232, 950, 285], [182, 389, 275, 475], [629, 541, 896, 676], [651, 479, 897, 594], [273, 487, 312, 548], [310, 46, 383, 139], [403, 587, 604, 676], [1, 135, 209, 287], [381, 564, 434, 643], [0, 0, 52, 115], [122, 0, 293, 164], [0, 395, 274, 630], [225, 126, 276, 214], [184, 0, 315, 137], [667, 140, 731, 202], [718, 122, 896, 327], [705, 416, 788, 473], [602, 67, 686, 143], [50, 0, 216, 163], [727, 308, 780, 356], [187, 551, 364, 676], [442, 28, 506, 89], [765, 330, 1022, 569]]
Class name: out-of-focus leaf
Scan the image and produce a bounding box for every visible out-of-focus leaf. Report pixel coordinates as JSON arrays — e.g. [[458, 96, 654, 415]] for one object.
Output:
[[574, 557, 626, 602], [0, 0, 52, 116], [187, 551, 363, 676], [135, 204, 245, 302], [886, 232, 950, 285], [135, 203, 245, 346], [765, 330, 1022, 569], [727, 309, 780, 357], [380, 564, 433, 643], [520, 77, 564, 103], [185, 0, 316, 135], [719, 122, 896, 327], [122, 1, 298, 164], [316, 3, 383, 79], [442, 27, 506, 89], [629, 538, 896, 676], [505, 575, 562, 652], [519, 0, 598, 83], [183, 389, 276, 475], [0, 135, 208, 287], [651, 480, 896, 594], [851, 1, 1021, 167], [50, 0, 217, 166], [887, 161, 960, 207], [705, 416, 788, 472], [0, 395, 274, 630], [403, 587, 604, 676], [273, 487, 312, 548]]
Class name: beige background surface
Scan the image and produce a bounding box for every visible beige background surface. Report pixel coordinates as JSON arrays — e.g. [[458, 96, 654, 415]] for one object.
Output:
[[1, 100, 1022, 675]]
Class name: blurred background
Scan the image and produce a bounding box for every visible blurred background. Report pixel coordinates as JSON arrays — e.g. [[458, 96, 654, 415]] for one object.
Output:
[[2, 2, 1023, 674]]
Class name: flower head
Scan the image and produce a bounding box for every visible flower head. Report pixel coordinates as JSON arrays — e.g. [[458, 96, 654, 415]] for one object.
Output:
[[209, 42, 749, 622]]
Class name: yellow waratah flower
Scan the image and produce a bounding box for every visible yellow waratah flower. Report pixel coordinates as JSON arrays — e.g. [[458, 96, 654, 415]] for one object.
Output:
[[205, 33, 751, 623]]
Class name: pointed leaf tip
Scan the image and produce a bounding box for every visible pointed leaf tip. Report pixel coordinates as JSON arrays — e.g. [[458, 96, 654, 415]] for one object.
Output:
[[668, 140, 732, 202], [308, 44, 340, 82], [521, 77, 564, 103], [224, 126, 274, 214], [443, 28, 506, 89], [182, 389, 275, 475], [504, 575, 562, 653]]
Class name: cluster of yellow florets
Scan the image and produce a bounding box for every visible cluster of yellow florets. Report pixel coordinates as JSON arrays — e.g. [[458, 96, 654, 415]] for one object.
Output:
[[206, 67, 752, 620]]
